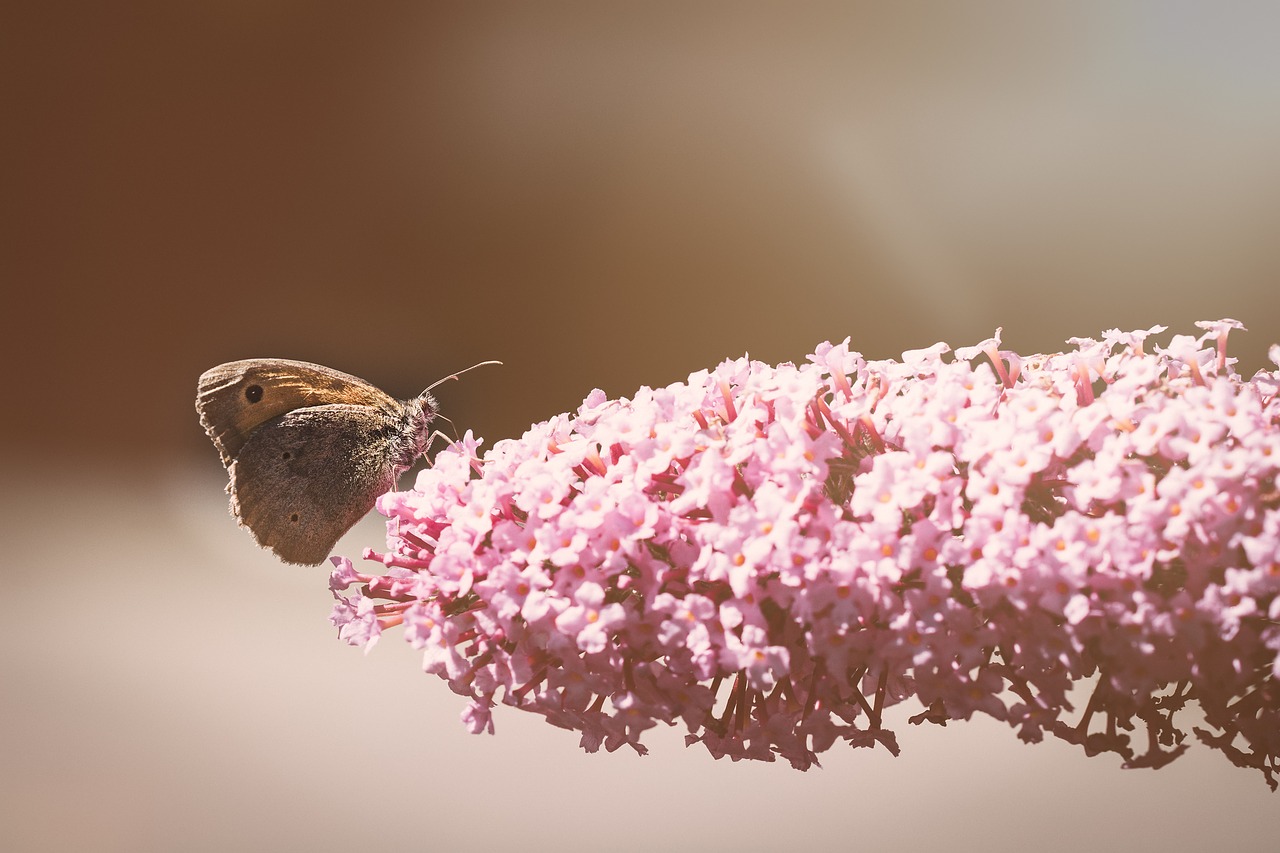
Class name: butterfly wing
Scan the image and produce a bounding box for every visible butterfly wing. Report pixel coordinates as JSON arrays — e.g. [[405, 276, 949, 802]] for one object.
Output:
[[228, 404, 407, 565], [196, 359, 397, 466]]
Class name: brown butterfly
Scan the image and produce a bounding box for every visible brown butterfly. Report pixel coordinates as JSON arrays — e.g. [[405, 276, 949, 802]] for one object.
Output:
[[196, 359, 491, 565]]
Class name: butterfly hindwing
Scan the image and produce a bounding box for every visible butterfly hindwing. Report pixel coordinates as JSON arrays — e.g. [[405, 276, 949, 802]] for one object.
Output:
[[228, 404, 402, 565]]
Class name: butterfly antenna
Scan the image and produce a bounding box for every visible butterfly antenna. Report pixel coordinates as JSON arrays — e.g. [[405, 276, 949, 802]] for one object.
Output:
[[421, 360, 503, 395]]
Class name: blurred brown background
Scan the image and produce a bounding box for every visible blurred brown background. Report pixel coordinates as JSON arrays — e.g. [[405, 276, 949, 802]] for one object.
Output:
[[4, 3, 1279, 851]]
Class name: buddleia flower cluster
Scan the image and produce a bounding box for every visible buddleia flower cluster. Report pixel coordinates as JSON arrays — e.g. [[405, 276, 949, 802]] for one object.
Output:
[[331, 320, 1280, 787]]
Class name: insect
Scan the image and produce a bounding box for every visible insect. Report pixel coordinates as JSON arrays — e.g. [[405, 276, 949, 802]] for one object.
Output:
[[196, 358, 495, 564]]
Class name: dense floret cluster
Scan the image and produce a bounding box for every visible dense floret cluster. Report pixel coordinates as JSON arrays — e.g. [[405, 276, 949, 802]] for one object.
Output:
[[332, 321, 1280, 787]]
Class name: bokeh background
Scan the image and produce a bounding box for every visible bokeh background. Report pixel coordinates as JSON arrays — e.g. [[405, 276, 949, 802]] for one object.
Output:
[[5, 3, 1280, 851]]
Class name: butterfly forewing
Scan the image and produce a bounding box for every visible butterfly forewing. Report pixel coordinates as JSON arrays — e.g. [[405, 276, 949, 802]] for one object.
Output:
[[197, 359, 398, 466]]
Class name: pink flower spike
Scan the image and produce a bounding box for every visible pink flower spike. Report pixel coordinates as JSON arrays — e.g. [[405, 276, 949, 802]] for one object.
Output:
[[328, 321, 1280, 790]]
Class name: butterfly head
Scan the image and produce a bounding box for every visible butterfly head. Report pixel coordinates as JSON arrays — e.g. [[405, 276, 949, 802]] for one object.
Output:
[[386, 392, 439, 472]]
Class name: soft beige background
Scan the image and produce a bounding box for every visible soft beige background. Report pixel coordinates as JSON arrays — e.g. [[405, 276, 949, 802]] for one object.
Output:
[[4, 3, 1280, 850]]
